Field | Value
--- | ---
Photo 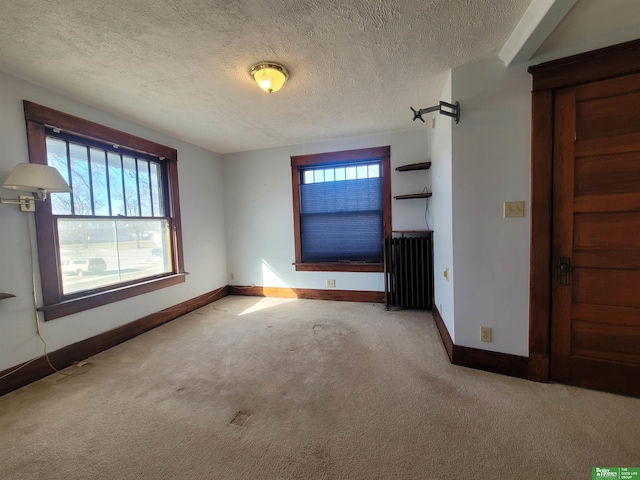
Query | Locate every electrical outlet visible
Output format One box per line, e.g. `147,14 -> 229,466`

480,327 -> 492,342
326,279 -> 336,288
229,272 -> 235,281
443,267 -> 449,281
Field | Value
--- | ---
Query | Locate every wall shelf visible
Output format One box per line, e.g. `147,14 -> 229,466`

395,162 -> 431,172
395,161 -> 432,200
0,293 -> 16,300
394,192 -> 432,200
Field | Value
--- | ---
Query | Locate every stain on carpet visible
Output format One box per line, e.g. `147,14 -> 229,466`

230,411 -> 251,427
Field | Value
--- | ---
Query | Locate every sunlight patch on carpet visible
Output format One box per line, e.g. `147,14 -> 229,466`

239,297 -> 296,316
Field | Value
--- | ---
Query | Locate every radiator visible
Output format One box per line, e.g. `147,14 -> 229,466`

384,233 -> 433,310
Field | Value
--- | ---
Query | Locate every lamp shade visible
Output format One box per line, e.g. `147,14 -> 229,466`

250,62 -> 289,93
3,163 -> 71,194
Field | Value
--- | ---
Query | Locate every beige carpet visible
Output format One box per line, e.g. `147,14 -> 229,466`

1,296 -> 638,479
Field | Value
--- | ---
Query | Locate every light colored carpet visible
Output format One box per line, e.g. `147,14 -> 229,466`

1,296 -> 638,479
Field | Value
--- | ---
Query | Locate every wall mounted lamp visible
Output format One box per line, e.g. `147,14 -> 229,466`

250,62 -> 289,93
1,163 -> 71,212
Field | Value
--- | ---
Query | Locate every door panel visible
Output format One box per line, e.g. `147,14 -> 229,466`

550,71 -> 640,396
574,193 -> 640,213
572,320 -> 640,364
575,133 -> 640,157
572,304 -> 639,327
573,269 -> 640,307
576,92 -> 640,139
574,212 -> 640,249
575,152 -> 640,196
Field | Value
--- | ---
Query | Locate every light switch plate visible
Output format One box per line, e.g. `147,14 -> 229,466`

504,201 -> 525,218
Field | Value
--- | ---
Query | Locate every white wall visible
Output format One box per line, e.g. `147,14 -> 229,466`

222,130 -> 430,292
450,57 -> 532,356
0,72 -> 227,372
429,72 -> 455,341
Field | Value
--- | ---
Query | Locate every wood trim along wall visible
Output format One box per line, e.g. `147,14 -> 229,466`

529,39 -> 640,92
432,305 -> 529,379
527,39 -> 640,383
528,89 -> 554,382
292,263 -> 383,273
432,304 -> 453,361
228,285 -> 385,303
0,287 -> 228,397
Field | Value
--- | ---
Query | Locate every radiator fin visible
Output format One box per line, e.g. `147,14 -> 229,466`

384,234 -> 433,309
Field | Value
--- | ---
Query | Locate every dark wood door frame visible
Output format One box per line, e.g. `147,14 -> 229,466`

528,39 -> 640,382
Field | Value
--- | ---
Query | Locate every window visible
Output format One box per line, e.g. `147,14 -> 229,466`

24,101 -> 185,320
291,146 -> 391,272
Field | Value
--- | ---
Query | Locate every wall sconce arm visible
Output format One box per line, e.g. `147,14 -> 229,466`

0,195 -> 37,212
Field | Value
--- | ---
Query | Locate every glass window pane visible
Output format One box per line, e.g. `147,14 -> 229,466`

303,170 -> 314,184
108,152 -> 125,216
324,168 -> 335,182
335,167 -> 346,181
46,137 -> 72,215
313,169 -> 324,183
357,165 -> 367,178
122,155 -> 140,216
58,218 -> 171,295
90,148 -> 110,216
138,159 -> 152,216
150,162 -> 164,217
346,166 -> 357,180
69,143 -> 92,215
368,164 -> 380,178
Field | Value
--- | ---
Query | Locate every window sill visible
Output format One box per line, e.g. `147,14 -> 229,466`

293,262 -> 383,273
39,273 -> 186,321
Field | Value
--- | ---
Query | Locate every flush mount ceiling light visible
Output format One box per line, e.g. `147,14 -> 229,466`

250,62 -> 289,93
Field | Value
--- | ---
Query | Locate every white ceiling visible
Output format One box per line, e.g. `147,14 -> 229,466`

0,0 -> 637,155
534,0 -> 640,61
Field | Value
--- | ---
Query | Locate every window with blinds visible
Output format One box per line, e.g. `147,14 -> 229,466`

299,162 -> 383,262
291,146 -> 391,273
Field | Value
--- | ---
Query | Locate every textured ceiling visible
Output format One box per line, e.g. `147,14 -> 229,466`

0,0 -> 533,154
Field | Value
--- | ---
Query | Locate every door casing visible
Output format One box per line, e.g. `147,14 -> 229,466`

528,39 -> 640,383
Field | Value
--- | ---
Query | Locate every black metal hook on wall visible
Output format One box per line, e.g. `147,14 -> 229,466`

410,101 -> 460,124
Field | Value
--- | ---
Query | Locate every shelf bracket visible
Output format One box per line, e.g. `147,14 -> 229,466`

410,101 -> 460,124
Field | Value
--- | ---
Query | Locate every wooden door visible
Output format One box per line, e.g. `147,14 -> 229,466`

551,72 -> 640,397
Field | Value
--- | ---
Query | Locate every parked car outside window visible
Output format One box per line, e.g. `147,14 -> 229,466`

61,258 -> 107,276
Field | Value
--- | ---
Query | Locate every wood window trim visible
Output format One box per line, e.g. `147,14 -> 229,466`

527,39 -> 640,382
290,146 -> 391,273
23,101 -> 186,321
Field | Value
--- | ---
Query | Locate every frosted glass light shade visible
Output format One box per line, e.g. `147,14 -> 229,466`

3,163 -> 71,196
250,62 -> 289,93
